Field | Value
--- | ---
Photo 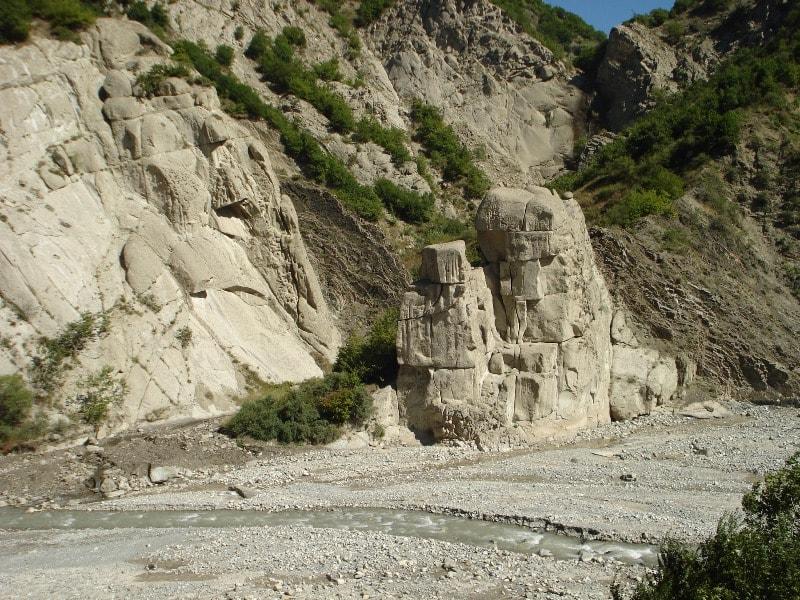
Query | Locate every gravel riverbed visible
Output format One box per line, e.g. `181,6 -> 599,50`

1,400 -> 798,599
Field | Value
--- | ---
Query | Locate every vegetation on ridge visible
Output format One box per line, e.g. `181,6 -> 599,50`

0,0 -> 99,43
553,3 -> 800,231
488,0 -> 605,60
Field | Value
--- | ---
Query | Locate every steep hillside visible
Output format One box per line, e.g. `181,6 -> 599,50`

1,0 -> 797,445
561,0 -> 800,399
0,18 -> 339,434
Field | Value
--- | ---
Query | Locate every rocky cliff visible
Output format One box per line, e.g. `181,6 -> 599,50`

397,187 -> 681,447
0,19 -> 338,432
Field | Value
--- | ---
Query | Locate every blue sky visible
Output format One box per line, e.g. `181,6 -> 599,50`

548,0 -> 675,32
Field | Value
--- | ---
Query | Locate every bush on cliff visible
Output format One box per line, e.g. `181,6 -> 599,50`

334,308 -> 399,386
226,372 -> 371,444
615,452 -> 800,599
0,374 -> 44,451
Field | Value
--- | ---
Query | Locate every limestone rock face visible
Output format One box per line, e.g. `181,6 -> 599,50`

368,0 -> 585,185
397,188 -> 684,445
397,187 -> 615,446
0,21 -> 338,432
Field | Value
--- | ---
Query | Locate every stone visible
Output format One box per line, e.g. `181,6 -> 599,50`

157,77 -> 192,96
102,97 -> 145,121
371,386 -> 400,428
620,474 -> 637,482
609,346 -> 678,421
420,241 -> 468,284
397,187 -> 613,445
148,465 -> 178,484
230,485 -> 258,499
98,477 -> 117,493
102,70 -> 132,98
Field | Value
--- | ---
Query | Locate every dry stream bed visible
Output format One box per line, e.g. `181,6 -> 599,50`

0,400 -> 798,599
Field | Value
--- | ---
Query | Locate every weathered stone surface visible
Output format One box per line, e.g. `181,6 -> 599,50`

420,241 -> 468,284
609,346 -> 678,421
149,465 -> 178,484
0,21 -> 339,433
102,70 -> 132,98
397,186 -> 686,446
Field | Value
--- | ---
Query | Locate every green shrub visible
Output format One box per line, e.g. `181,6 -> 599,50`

215,44 -> 234,67
617,453 -> 800,600
0,374 -> 44,449
355,0 -> 396,27
134,62 -> 190,97
353,117 -> 411,165
126,1 -> 168,29
0,374 -> 33,436
374,178 -> 433,223
31,312 -> 109,392
245,29 -> 270,59
175,39 -> 384,221
410,101 -> 491,199
0,0 -> 32,43
632,8 -> 670,27
313,58 -> 341,81
334,309 -> 399,385
78,366 -> 126,427
664,20 -> 685,44
226,372 -> 371,444
605,189 -> 675,227
486,0 -> 605,60
234,25 -> 244,41
281,25 -> 306,47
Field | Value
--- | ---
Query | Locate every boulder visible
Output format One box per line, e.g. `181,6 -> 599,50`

102,70 -> 132,98
148,465 -> 178,484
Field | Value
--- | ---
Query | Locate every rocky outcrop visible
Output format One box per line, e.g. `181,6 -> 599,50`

594,0 -> 794,130
396,187 -> 680,446
368,0 -> 585,185
0,20 -> 338,432
595,22 -> 713,130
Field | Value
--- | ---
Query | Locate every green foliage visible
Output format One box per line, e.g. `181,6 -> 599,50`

664,20 -> 686,44
281,25 -> 306,47
631,8 -> 670,28
0,375 -> 44,450
410,101 -> 491,199
234,25 -> 244,41
226,372 -> 371,444
619,453 -> 800,600
313,58 -> 341,82
354,0 -> 396,27
134,62 -> 190,97
215,44 -> 234,67
605,189 -> 675,227
487,0 -> 605,60
127,1 -> 168,30
555,9 -> 800,228
374,179 -> 434,223
353,117 -> 411,165
334,308 -> 399,385
175,39 -> 384,221
1,0 -> 98,43
78,366 -> 126,427
310,0 -> 361,57
31,312 -> 109,392
0,0 -> 32,43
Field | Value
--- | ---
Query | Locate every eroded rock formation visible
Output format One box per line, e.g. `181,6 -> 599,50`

397,187 -> 681,446
0,19 -> 338,431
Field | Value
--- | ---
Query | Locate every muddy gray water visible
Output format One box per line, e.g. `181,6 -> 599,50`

0,507 -> 657,565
